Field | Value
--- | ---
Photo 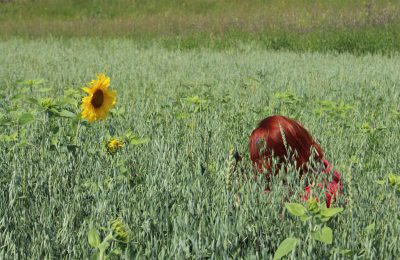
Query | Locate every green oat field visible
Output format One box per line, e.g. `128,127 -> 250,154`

0,39 -> 399,258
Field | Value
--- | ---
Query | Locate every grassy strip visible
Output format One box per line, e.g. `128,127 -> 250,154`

1,0 -> 400,54
158,27 -> 400,54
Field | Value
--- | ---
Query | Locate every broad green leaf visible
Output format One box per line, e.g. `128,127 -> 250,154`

57,97 -> 77,106
90,252 -> 100,260
33,78 -> 46,85
18,113 -> 35,125
273,237 -> 298,260
111,107 -> 126,116
275,92 -> 300,104
65,88 -> 81,97
312,226 -> 333,244
338,249 -> 352,255
0,116 -> 12,126
58,109 -> 76,118
130,137 -> 150,145
185,95 -> 207,104
88,228 -> 100,248
387,174 -> 399,187
175,112 -> 189,119
375,180 -> 385,185
27,97 -> 39,105
300,215 -> 312,222
350,155 -> 359,164
285,203 -> 307,217
319,216 -> 331,223
48,108 -> 60,116
320,207 -> 343,217
38,87 -> 52,93
0,133 -> 18,142
365,223 -> 375,232
18,78 -> 46,86
11,93 -> 24,100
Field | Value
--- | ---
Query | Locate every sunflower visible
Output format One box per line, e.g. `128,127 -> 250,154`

106,138 -> 124,154
81,74 -> 116,123
110,218 -> 129,244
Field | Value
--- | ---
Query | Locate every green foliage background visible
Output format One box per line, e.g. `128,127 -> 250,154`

0,39 -> 399,258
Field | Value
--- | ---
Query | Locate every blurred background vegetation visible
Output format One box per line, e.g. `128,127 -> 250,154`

1,0 -> 399,53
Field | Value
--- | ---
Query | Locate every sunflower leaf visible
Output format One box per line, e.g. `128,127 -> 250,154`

38,87 -> 52,93
57,97 -> 78,107
11,93 -> 24,100
58,109 -> 76,118
27,97 -> 40,106
0,133 -> 18,142
18,113 -> 35,125
17,78 -> 46,87
312,226 -> 333,244
88,228 -> 101,248
0,116 -> 12,126
273,237 -> 298,260
365,223 -> 375,233
90,252 -> 100,260
130,136 -> 150,145
185,95 -> 207,104
285,203 -> 307,217
320,207 -> 343,218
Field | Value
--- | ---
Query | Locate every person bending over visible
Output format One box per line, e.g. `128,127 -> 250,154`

249,115 -> 342,207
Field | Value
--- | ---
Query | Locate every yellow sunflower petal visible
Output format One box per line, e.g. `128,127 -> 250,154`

81,74 -> 116,123
82,87 -> 93,94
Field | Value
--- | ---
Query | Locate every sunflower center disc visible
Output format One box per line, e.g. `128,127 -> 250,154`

91,89 -> 104,108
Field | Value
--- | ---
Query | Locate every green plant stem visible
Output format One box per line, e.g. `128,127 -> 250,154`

73,119 -> 81,145
99,233 -> 114,260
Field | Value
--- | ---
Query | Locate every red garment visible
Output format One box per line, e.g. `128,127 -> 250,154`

303,159 -> 342,207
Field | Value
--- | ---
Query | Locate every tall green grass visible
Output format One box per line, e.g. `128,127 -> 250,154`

0,39 -> 399,258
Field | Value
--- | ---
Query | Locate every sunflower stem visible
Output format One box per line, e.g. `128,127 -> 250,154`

73,119 -> 81,145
